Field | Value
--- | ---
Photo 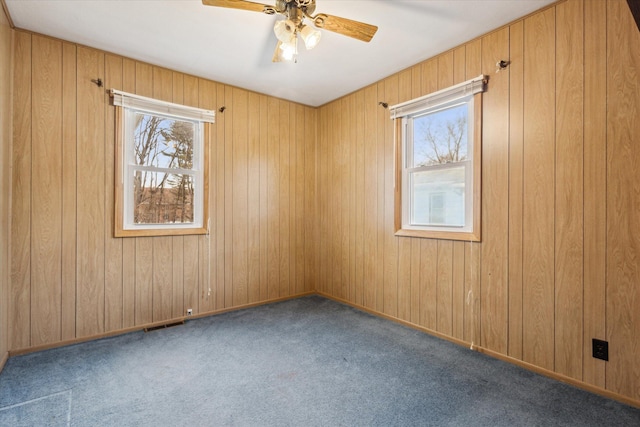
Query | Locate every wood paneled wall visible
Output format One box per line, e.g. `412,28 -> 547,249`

5,0 -> 640,407
0,4 -> 11,368
10,31 -> 317,351
317,0 -> 640,403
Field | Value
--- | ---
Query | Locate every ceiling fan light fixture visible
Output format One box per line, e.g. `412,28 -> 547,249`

273,38 -> 297,62
300,24 -> 321,50
280,37 -> 298,61
274,19 -> 296,43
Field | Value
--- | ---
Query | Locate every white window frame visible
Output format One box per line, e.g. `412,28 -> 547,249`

111,89 -> 214,237
391,75 -> 485,242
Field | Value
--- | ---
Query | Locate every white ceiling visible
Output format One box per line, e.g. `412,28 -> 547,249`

5,0 -> 556,107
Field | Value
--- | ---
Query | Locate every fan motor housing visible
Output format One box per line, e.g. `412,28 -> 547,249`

276,0 -> 316,17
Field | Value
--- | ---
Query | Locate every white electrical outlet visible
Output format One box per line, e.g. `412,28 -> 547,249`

187,309 -> 193,316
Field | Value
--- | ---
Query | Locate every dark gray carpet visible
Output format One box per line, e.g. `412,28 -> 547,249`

0,295 -> 638,426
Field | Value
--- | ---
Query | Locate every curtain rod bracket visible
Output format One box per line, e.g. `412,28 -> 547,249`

496,60 -> 510,73
91,78 -> 103,87
378,102 -> 388,109
219,106 -> 226,113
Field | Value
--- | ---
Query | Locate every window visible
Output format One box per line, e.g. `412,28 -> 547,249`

391,75 -> 486,241
111,90 -> 214,237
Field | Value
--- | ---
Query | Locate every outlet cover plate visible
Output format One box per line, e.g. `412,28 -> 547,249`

592,338 -> 609,361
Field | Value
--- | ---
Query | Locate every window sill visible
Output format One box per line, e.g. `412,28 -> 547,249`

114,226 -> 208,238
394,227 -> 480,242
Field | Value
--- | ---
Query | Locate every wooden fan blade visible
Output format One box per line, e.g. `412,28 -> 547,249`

313,13 -> 378,42
202,0 -> 274,14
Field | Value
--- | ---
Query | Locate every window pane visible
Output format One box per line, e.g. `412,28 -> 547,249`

133,171 -> 195,224
412,103 -> 467,167
134,113 -> 194,170
411,166 -> 465,227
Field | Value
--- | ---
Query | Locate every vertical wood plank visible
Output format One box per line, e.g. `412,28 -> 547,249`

279,100 -> 291,297
172,237 -> 185,318
200,79 -> 217,313
304,106 -> 318,293
420,239 -> 438,330
104,54 -> 123,332
436,240 -> 453,335
554,0 -> 584,381
480,27 -> 510,353
247,92 -> 261,302
223,86 -> 234,307
451,241 -> 465,340
338,99 -> 346,301
259,95 -> 269,300
606,0 -> 640,401
30,35 -> 63,346
331,101 -> 343,299
286,102 -> 296,298
61,42 -> 77,341
183,235 -> 199,315
363,85 -> 378,310
316,107 -> 326,295
0,10 -> 8,358
297,105 -> 307,295
464,38 -> 482,349
464,242 -> 481,345
349,95 -> 357,303
232,87 -> 248,306
397,237 -> 411,322
375,81 -> 386,313
354,92 -> 365,304
135,237 -> 153,325
152,237 -> 173,321
181,71 -> 200,315
11,31 -> 32,350
582,0 -> 607,390
437,51 -> 454,90
508,20 -> 525,360
410,238 -> 421,325
198,233 -> 208,312
295,105 -> 306,295
289,103 -> 299,297
322,104 -> 332,299
453,46 -> 466,84
345,96 -> 354,303
267,97 -> 280,299
522,8 -> 556,371
382,75 -> 399,317
76,47 -> 105,337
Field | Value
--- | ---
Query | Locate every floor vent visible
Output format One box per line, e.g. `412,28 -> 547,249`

144,321 -> 185,332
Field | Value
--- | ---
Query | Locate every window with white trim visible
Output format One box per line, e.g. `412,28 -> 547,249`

391,75 -> 486,241
111,90 -> 214,237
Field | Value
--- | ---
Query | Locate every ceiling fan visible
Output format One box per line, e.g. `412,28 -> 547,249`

202,0 -> 378,62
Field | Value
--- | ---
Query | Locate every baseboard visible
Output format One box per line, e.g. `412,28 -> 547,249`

9,291 -> 315,358
0,351 -> 7,373
316,291 -> 640,410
